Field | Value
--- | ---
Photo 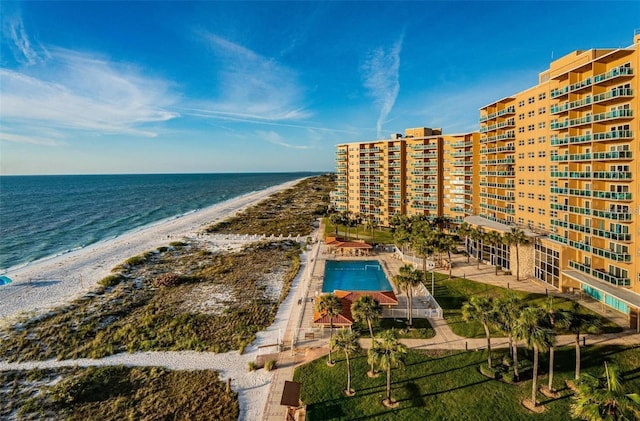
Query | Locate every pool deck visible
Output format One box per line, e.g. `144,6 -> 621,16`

261,230 -> 638,421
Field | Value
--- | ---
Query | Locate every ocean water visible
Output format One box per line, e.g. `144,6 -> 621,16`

0,173 -> 316,271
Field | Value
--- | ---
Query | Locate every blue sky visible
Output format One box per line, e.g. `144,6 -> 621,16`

1,1 -> 638,175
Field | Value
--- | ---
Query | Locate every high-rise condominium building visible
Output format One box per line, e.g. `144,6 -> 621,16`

331,33 -> 640,330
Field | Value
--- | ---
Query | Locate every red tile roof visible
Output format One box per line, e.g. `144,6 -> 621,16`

313,290 -> 397,326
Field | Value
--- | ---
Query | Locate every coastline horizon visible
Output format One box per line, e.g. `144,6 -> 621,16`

0,177 -> 307,320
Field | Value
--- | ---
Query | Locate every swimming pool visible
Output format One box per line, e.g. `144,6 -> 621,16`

322,260 -> 392,293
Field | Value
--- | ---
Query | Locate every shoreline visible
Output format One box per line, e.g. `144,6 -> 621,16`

0,178 -> 304,321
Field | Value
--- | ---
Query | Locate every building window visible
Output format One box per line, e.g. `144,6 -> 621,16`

528,166 -> 535,171
519,113 -> 525,120
535,243 -> 559,288
539,165 -> 546,172
539,92 -> 546,100
518,192 -> 525,198
528,110 -> 535,117
519,127 -> 525,133
528,97 -> 535,104
539,180 -> 546,186
528,152 -> 535,158
528,193 -> 535,199
528,138 -> 535,145
528,179 -> 535,185
538,194 -> 545,200
539,107 -> 546,114
518,179 -> 524,185
539,151 -> 546,157
518,166 -> 525,171
519,205 -> 525,211
539,122 -> 546,129
539,136 -> 546,143
518,100 -> 525,107
518,153 -> 525,159
528,206 -> 534,213
519,139 -> 525,145
528,124 -> 535,131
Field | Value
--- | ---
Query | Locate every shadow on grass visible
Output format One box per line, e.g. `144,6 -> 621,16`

402,382 -> 425,408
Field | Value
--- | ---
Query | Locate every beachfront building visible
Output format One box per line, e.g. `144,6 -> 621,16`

330,33 -> 640,330
471,33 -> 640,329
330,127 -> 480,227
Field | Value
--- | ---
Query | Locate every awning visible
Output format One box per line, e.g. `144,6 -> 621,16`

0,275 -> 12,286
464,216 -> 540,237
564,270 -> 640,309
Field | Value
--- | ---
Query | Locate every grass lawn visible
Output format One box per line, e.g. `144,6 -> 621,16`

323,220 -> 395,244
352,318 -> 436,340
428,272 -> 623,338
294,344 -> 640,420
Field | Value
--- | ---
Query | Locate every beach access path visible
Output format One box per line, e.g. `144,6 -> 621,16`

0,179 -> 302,321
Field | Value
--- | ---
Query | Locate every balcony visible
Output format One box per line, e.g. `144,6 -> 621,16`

551,86 -> 569,98
593,65 -> 634,84
592,171 -> 632,180
593,108 -> 633,123
591,209 -> 633,221
550,103 -> 569,114
592,130 -> 633,141
550,120 -> 569,130
569,115 -> 592,127
592,150 -> 632,160
591,227 -> 632,242
568,96 -> 592,111
549,233 -> 568,244
591,191 -> 632,201
569,239 -> 591,252
592,246 -> 631,262
592,88 -> 634,104
411,144 -> 438,151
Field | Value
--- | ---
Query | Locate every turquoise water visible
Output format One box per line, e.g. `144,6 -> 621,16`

0,172 -> 317,270
322,260 -> 392,293
0,276 -> 11,286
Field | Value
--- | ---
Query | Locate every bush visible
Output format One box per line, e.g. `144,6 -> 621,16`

152,273 -> 185,288
169,241 -> 187,248
264,360 -> 277,371
502,371 -> 516,383
124,255 -> 147,266
247,361 -> 257,372
157,246 -> 168,253
98,275 -> 123,288
479,363 -> 500,380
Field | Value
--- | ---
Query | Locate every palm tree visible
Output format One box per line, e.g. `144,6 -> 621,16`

329,213 -> 342,238
563,302 -> 602,380
462,296 -> 497,368
341,210 -> 352,240
485,230 -> 504,275
331,328 -> 361,396
515,306 -> 553,409
438,234 -> 458,279
504,227 -> 529,281
543,296 -> 568,393
495,291 -> 522,380
469,228 -> 486,269
457,222 -> 473,263
410,220 -> 435,284
316,293 -> 342,366
571,362 -> 640,421
393,227 -> 410,255
352,213 -> 363,239
365,215 -> 378,244
367,330 -> 407,407
351,295 -> 382,376
393,264 -> 421,327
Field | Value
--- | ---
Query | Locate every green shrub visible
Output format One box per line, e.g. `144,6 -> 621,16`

247,361 -> 257,372
479,363 -> 499,379
124,255 -> 147,266
98,275 -> 123,288
264,360 -> 277,371
157,246 -> 168,253
169,241 -> 187,248
501,371 -> 516,383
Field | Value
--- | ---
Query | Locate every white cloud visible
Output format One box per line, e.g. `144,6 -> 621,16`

189,33 -> 311,122
0,49 -> 179,138
0,132 -> 62,146
3,14 -> 48,65
361,35 -> 404,138
257,130 -> 314,150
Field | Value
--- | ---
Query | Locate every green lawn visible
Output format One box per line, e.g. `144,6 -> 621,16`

429,273 -> 623,338
353,318 -> 436,340
323,220 -> 395,244
294,345 -> 640,420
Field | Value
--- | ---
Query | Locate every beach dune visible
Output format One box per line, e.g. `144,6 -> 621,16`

0,179 -> 302,321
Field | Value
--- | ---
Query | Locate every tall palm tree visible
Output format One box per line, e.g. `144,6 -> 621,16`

515,306 -> 553,409
352,213 -> 363,239
316,293 -> 342,366
457,222 -> 473,263
504,227 -> 529,281
410,220 -> 435,284
351,295 -> 382,376
331,328 -> 361,396
367,330 -> 407,407
365,215 -> 378,244
393,227 -> 410,255
495,291 -> 522,380
439,234 -> 458,279
341,210 -> 352,240
469,228 -> 486,269
543,296 -> 568,392
562,302 -> 602,380
571,362 -> 640,421
462,296 -> 497,368
393,264 -> 421,327
485,230 -> 504,275
329,212 -> 342,238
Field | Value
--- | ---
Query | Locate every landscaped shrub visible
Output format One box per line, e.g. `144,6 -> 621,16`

247,361 -> 257,372
264,360 -> 277,371
479,363 -> 500,380
124,255 -> 147,266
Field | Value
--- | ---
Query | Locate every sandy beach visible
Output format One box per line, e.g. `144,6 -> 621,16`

0,178 -> 303,321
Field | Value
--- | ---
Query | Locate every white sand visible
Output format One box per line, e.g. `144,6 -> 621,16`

0,179 -> 302,321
